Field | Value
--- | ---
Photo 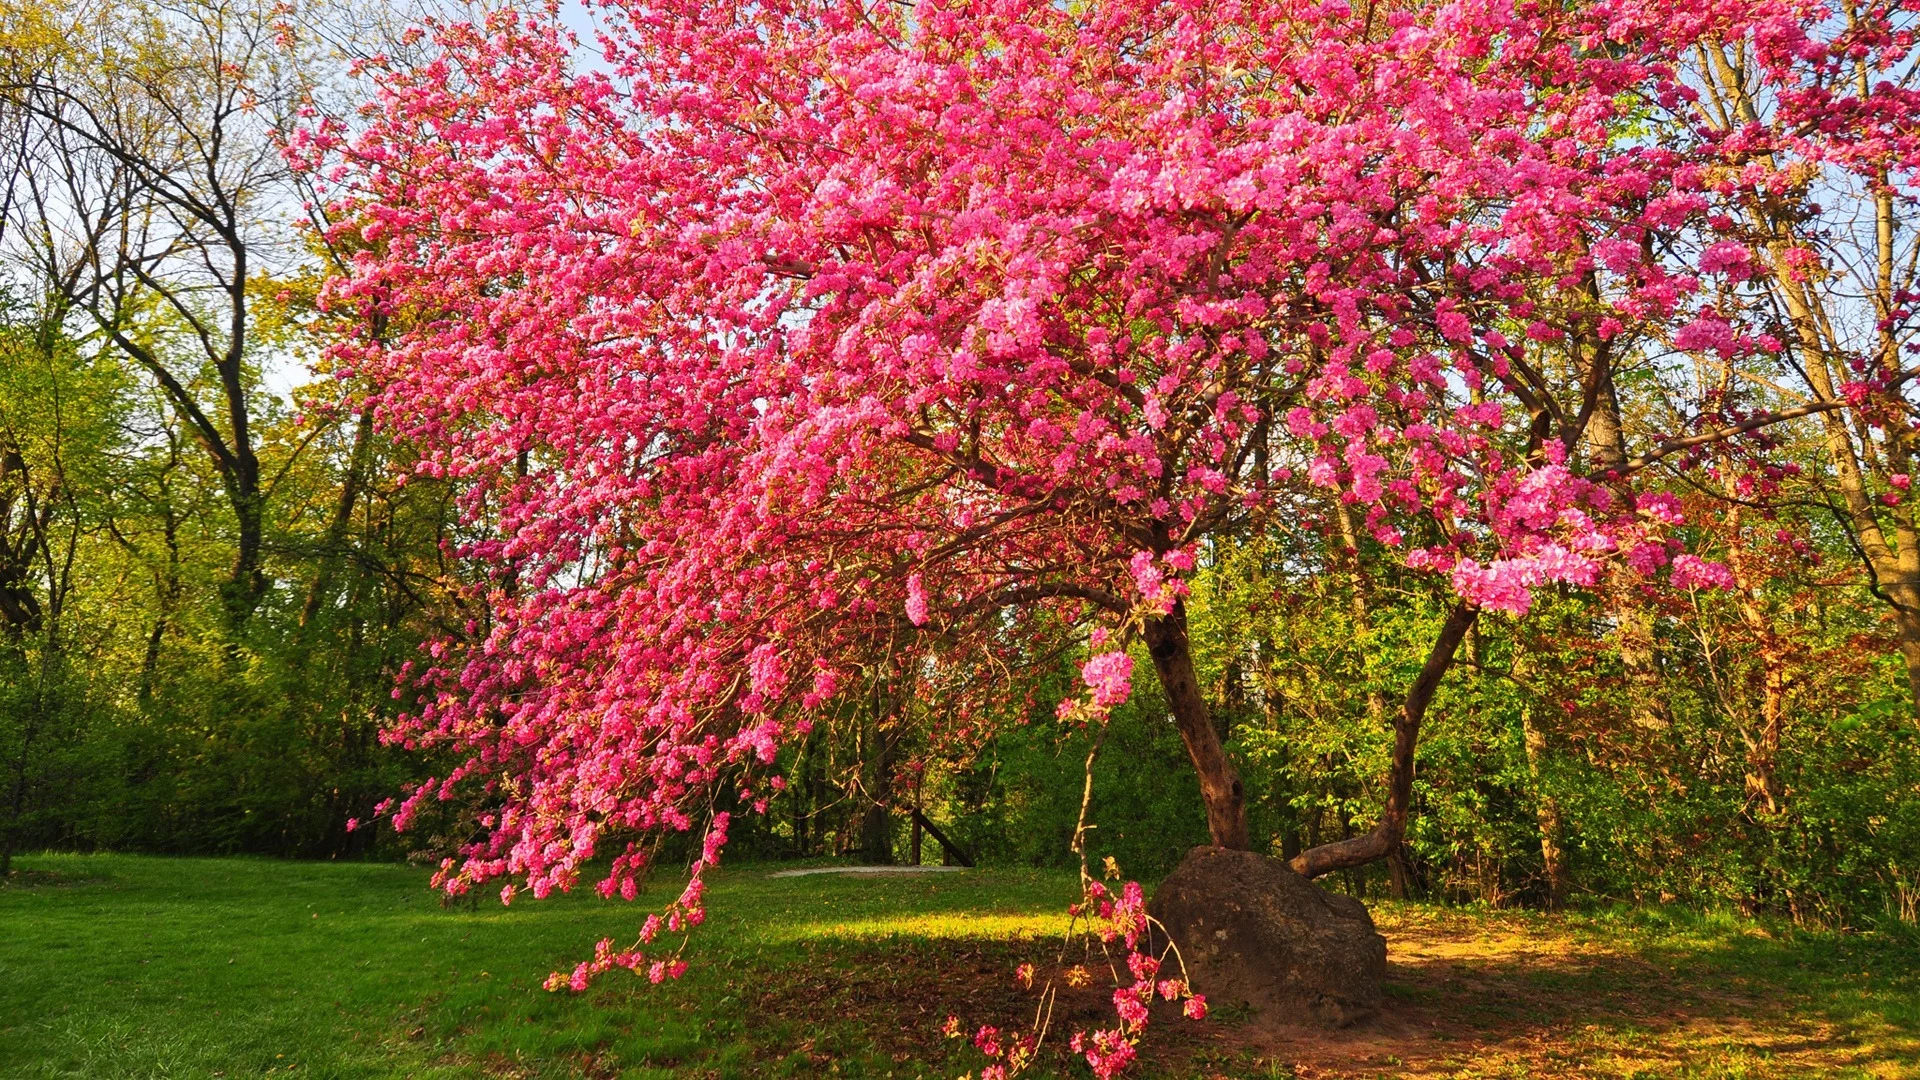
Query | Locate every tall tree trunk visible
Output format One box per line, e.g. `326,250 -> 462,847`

137,506 -> 183,704
860,676 -> 904,863
1714,92 -> 1920,723
299,409 -> 376,638
1582,351 -> 1667,730
223,486 -> 265,634
1291,602 -> 1479,879
1723,503 -> 1791,815
1519,702 -> 1569,909
1144,600 -> 1249,850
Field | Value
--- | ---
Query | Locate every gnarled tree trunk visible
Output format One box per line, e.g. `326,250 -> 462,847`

1290,601 -> 1479,879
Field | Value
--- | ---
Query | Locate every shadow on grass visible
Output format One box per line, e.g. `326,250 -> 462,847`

0,866 -> 102,888
1100,905 -> 1920,1079
3,855 -> 1916,1079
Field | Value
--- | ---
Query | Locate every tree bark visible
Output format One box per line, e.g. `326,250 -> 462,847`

861,737 -> 895,864
1580,353 -> 1668,730
299,409 -> 375,637
1144,600 -> 1250,850
1290,602 -> 1479,879
909,808 -> 973,867
1386,848 -> 1413,899
1708,74 -> 1920,724
1725,521 -> 1791,815
1519,703 -> 1569,909
860,675 -> 904,863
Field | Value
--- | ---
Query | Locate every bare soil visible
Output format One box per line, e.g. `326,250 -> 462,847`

748,904 -> 1920,1078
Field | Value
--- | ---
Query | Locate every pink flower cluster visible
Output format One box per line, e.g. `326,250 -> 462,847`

1067,880 -> 1205,1078
951,876 -> 1207,1078
1079,652 -> 1134,709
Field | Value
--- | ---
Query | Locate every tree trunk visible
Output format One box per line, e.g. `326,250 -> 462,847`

1291,602 -> 1478,879
860,682 -> 900,864
1144,600 -> 1249,850
1386,848 -> 1413,899
299,409 -> 375,637
1519,703 -> 1569,909
910,808 -> 973,867
137,506 -> 182,704
1723,501 -> 1791,815
1746,212 -> 1920,724
1579,325 -> 1668,731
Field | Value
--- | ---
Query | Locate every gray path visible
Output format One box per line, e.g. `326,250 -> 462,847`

767,865 -> 967,878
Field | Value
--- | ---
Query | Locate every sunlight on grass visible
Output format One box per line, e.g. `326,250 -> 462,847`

4,853 -> 1917,1079
772,910 -> 1066,942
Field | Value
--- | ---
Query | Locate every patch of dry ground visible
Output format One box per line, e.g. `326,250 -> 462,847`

1149,907 -> 1918,1078
747,906 -> 1919,1079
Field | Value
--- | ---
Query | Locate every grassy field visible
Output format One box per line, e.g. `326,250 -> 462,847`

1,853 -> 1916,1079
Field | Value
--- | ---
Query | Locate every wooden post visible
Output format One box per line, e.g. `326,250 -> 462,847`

910,808 -> 973,867
910,779 -> 925,865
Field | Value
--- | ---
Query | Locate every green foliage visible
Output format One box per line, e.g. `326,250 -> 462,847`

0,287 -> 448,863
955,677 -> 1211,879
949,520 -> 1920,928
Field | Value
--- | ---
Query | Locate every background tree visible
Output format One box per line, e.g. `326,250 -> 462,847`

2,0 -> 306,632
0,0 -> 464,862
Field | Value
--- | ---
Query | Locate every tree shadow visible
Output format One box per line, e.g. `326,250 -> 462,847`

660,904 -> 1920,1078
1141,907 -> 1920,1077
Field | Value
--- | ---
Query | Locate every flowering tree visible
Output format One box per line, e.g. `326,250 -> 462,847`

301,0 -> 1919,1052
1624,5 -> 1920,717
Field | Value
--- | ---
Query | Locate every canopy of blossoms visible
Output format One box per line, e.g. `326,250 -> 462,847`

298,0 -> 1920,1040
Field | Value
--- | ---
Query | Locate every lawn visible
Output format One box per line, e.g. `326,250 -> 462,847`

1,854 -> 1915,1079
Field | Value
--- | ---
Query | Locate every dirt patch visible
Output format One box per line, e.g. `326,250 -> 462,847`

1129,907 -> 1919,1078
767,865 -> 968,878
740,908 -> 1920,1078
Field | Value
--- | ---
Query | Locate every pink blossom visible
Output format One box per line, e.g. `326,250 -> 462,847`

1698,241 -> 1755,278
1081,652 -> 1134,708
1673,315 -> 1740,356
1670,555 -> 1737,591
904,573 -> 929,626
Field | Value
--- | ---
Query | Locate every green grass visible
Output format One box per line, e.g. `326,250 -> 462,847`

2,854 -> 1917,1079
0,854 -> 1072,1080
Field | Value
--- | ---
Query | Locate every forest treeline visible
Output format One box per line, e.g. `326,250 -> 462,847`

1,0 -> 1917,930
